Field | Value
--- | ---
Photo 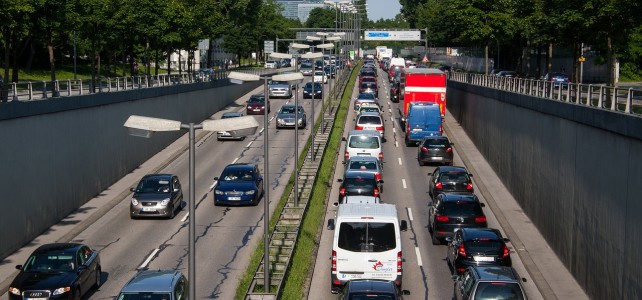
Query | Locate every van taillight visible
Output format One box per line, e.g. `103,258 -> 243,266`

502,246 -> 510,258
446,147 -> 452,153
374,188 -> 379,197
397,251 -> 402,274
345,152 -> 349,160
375,126 -> 383,131
378,152 -> 383,160
466,182 -> 473,190
375,173 -> 381,180
439,125 -> 443,135
458,243 -> 466,257
355,125 -> 364,130
332,250 -> 337,272
435,182 -> 443,189
421,147 -> 428,152
475,216 -> 487,223
340,188 -> 345,196
435,215 -> 449,222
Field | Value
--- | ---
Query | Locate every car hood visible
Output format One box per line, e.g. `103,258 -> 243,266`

216,181 -> 257,191
133,193 -> 170,200
277,113 -> 303,119
12,271 -> 77,290
269,84 -> 289,89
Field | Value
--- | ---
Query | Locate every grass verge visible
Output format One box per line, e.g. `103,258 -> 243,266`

234,65 -> 360,299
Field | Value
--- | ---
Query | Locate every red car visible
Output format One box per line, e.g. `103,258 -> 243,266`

246,94 -> 269,115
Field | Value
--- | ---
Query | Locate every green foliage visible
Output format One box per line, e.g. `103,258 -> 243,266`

305,8 -> 336,29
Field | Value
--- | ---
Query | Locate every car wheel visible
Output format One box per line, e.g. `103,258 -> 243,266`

94,268 -> 102,288
168,204 -> 175,219
405,138 -> 411,147
73,289 -> 81,300
447,162 -> 453,166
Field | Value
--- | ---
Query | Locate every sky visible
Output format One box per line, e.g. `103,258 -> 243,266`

366,0 -> 402,21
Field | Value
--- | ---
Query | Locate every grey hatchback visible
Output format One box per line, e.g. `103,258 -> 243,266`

117,270 -> 188,300
130,174 -> 183,219
453,266 -> 527,300
417,136 -> 454,166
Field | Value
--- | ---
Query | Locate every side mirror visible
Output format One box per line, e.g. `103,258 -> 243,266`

480,203 -> 486,207
469,173 -> 473,177
522,277 -> 528,282
129,187 -> 136,192
427,202 -> 433,207
15,265 -> 22,270
333,202 -> 339,207
428,172 -> 433,176
400,220 -> 408,231
451,275 -> 459,281
341,137 -> 347,141
504,238 -> 511,243
327,219 -> 335,230
401,290 -> 411,295
78,265 -> 88,271
450,142 -> 455,146
337,179 -> 343,183
213,177 -> 219,181
378,180 -> 384,184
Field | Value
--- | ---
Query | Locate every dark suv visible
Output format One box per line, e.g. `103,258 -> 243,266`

446,228 -> 512,274
337,171 -> 382,201
428,166 -> 473,199
417,136 -> 454,166
453,266 -> 527,300
338,279 -> 410,299
427,193 -> 487,244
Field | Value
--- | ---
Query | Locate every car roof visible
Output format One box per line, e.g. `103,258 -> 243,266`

119,270 -> 182,293
421,136 -> 450,142
439,193 -> 478,202
470,266 -> 522,282
222,163 -> 255,171
347,279 -> 398,293
347,156 -> 380,163
142,174 -> 174,180
460,228 -> 502,240
357,112 -> 383,118
34,243 -> 84,254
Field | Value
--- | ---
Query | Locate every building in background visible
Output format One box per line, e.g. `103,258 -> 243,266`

275,0 -> 325,22
297,3 -> 325,23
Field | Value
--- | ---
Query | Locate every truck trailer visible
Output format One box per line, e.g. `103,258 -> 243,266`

399,68 -> 447,125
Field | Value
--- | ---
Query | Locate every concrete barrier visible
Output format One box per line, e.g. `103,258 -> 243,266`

0,80 -> 261,259
447,81 -> 642,299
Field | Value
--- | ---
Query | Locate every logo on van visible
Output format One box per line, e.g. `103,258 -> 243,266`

373,261 -> 384,271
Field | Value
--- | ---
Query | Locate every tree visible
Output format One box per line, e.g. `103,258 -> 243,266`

0,0 -> 34,100
305,8 -> 336,29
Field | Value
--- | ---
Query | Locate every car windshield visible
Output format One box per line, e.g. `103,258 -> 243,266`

358,116 -> 382,125
248,96 -> 264,103
305,82 -> 322,89
338,222 -> 396,252
135,178 -> 171,193
280,106 -> 303,114
474,282 -> 525,300
220,169 -> 255,181
117,293 -> 173,300
357,93 -> 376,100
270,81 -> 287,85
349,136 -> 380,149
440,172 -> 470,182
347,293 -> 396,300
441,201 -> 483,215
348,161 -> 378,171
314,71 -> 324,76
301,63 -> 312,69
22,254 -> 75,273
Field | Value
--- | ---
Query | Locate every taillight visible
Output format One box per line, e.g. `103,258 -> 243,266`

374,188 -> 380,197
375,173 -> 382,180
435,215 -> 449,222
439,125 -> 443,135
397,251 -> 403,274
502,246 -> 510,258
446,147 -> 452,153
355,125 -> 364,130
375,126 -> 383,131
340,188 -> 345,196
435,182 -> 443,189
458,243 -> 466,257
466,182 -> 473,190
345,152 -> 349,160
475,216 -> 487,223
421,147 -> 428,152
332,250 -> 337,272
406,124 -> 410,132
378,152 -> 383,160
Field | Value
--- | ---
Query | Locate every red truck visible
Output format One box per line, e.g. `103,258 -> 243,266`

400,68 -> 447,125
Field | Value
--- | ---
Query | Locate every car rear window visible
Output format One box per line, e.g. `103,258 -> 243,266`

360,107 -> 380,113
349,136 -> 380,149
440,201 -> 483,215
474,282 -> 525,300
347,293 -> 396,300
358,116 -> 382,125
439,172 -> 470,182
344,177 -> 376,189
118,293 -> 173,300
464,240 -> 503,253
349,161 -> 378,171
422,139 -> 449,147
338,222 -> 396,252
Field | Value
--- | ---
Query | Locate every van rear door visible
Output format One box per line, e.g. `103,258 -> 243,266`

334,220 -> 399,281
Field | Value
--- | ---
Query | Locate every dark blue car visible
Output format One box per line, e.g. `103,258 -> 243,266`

213,163 -> 263,206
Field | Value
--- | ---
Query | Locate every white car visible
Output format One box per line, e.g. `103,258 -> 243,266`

265,60 -> 278,69
313,70 -> 327,84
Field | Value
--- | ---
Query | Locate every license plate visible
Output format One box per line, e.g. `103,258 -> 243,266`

357,153 -> 370,156
473,256 -> 495,262
433,157 -> 443,161
26,298 -> 47,300
254,109 -> 261,111
340,273 -> 363,279
412,128 -> 422,132
228,197 -> 241,200
142,207 -> 156,212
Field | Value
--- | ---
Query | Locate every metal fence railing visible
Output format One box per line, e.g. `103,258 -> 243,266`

449,72 -> 642,117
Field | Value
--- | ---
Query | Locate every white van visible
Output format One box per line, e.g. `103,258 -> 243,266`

327,203 -> 408,293
390,57 -> 405,68
342,130 -> 383,162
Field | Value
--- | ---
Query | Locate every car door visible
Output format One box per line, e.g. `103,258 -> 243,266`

447,230 -> 463,266
76,248 -> 92,294
428,196 -> 440,228
172,177 -> 182,208
429,168 -> 441,196
255,166 -> 263,196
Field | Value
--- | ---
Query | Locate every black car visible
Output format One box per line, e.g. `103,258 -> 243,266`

337,171 -> 382,201
315,60 -> 324,70
303,81 -> 323,99
213,163 -> 264,206
390,81 -> 400,103
130,174 -> 184,219
427,193 -> 487,244
337,279 -> 410,299
9,243 -> 101,300
446,228 -> 511,275
453,266 -> 527,300
417,136 -> 454,166
428,166 -> 473,199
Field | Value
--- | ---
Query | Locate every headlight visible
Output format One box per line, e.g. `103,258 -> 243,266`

8,287 -> 20,296
131,198 -> 139,206
215,190 -> 224,195
52,287 -> 71,295
246,190 -> 256,195
160,199 -> 170,206
277,118 -> 285,125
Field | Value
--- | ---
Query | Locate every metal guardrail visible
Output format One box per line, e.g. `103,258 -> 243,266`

0,67 -> 278,102
244,66 -> 353,299
449,72 -> 642,116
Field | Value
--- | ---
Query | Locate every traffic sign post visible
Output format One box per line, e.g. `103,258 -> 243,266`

264,40 -> 274,54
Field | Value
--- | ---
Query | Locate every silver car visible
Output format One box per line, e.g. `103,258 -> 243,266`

117,270 -> 188,300
276,104 -> 306,129
130,174 -> 183,219
217,112 -> 246,140
268,80 -> 292,98
300,63 -> 314,76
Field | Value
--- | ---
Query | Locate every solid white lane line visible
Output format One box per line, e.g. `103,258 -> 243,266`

398,158 -> 402,166
407,207 -> 414,221
209,180 -> 218,191
246,141 -> 253,148
259,127 -> 265,134
139,249 -> 159,269
415,247 -> 423,266
402,179 -> 407,189
180,213 -> 189,223
232,157 -> 239,164
395,141 -> 398,148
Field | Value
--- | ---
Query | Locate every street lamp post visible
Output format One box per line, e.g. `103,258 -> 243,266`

289,43 -> 312,206
227,71 -> 304,290
123,114 -> 259,300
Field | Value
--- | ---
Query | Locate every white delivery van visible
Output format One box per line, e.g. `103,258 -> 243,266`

327,203 -> 408,293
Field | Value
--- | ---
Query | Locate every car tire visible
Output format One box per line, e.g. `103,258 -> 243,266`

418,159 -> 426,166
431,230 -> 441,245
168,204 -> 175,219
73,289 -> 81,300
94,267 -> 102,288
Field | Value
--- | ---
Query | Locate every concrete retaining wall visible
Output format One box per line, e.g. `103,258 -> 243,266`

0,80 -> 261,259
447,81 -> 642,299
